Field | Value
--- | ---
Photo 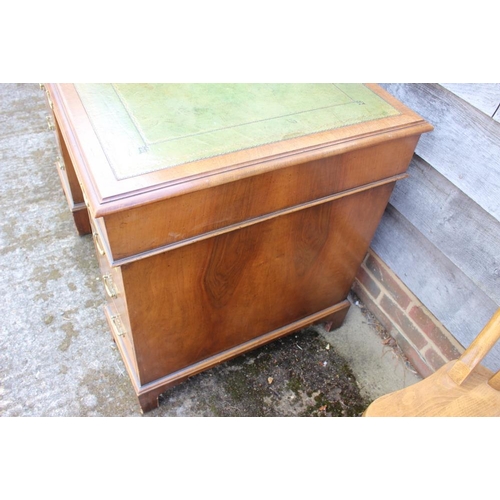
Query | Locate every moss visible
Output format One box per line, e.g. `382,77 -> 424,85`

287,375 -> 303,394
156,327 -> 369,417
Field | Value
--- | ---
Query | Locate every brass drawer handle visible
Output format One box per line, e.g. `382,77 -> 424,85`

81,188 -> 90,208
102,274 -> 118,298
40,84 -> 54,108
110,314 -> 126,337
93,232 -> 105,256
46,116 -> 55,131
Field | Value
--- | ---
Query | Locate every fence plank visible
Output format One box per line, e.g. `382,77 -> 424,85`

389,155 -> 500,304
371,205 -> 500,370
440,83 -> 500,117
380,83 -> 500,221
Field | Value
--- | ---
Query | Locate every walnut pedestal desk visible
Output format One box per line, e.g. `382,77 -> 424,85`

42,84 -> 432,413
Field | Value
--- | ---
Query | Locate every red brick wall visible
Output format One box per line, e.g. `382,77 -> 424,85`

353,249 -> 464,377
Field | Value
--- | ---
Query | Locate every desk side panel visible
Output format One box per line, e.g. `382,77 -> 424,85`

121,182 -> 395,385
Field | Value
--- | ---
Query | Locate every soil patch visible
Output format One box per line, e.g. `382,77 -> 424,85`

158,327 -> 369,417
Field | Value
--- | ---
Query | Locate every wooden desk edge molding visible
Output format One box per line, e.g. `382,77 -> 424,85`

41,83 -> 433,413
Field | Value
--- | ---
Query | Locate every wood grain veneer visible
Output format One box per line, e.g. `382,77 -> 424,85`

44,83 -> 432,412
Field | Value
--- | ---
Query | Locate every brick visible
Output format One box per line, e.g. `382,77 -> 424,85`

380,295 -> 428,349
355,266 -> 381,299
441,344 -> 463,363
427,327 -> 462,361
409,306 -> 462,361
409,305 -> 436,335
424,347 -> 447,371
365,253 -> 411,309
352,281 -> 394,335
393,332 -> 433,378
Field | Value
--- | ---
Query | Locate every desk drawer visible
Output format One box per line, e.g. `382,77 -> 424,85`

102,134 -> 418,261
42,84 -> 91,235
89,217 -> 138,371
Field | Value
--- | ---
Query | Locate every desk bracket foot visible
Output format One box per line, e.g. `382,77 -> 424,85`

138,391 -> 162,414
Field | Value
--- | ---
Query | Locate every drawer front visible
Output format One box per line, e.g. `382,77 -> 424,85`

55,154 -> 78,210
42,84 -> 86,206
41,84 -> 63,162
40,83 -> 55,124
89,217 -> 138,371
41,85 -> 91,235
103,134 -> 419,261
41,85 -> 67,194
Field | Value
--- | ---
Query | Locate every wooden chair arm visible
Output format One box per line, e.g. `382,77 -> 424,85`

488,370 -> 500,391
448,309 -> 500,386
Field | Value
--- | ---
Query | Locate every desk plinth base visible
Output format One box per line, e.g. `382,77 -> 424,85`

105,300 -> 350,413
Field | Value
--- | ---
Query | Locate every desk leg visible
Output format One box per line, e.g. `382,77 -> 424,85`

138,391 -> 162,414
73,208 -> 91,236
318,305 -> 350,332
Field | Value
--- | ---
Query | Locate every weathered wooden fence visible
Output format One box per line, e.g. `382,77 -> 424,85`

372,83 -> 500,370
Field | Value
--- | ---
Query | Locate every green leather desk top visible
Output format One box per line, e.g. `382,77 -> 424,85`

75,84 -> 401,180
